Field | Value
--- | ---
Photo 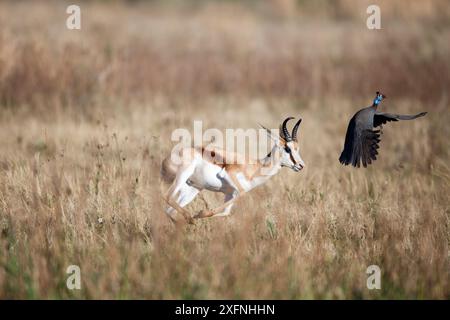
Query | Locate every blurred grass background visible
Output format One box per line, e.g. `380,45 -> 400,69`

0,0 -> 449,299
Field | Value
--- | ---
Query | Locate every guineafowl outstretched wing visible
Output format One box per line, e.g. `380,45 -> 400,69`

373,111 -> 427,127
339,113 -> 381,168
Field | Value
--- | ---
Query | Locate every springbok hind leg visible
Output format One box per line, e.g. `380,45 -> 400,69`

165,184 -> 199,224
197,192 -> 211,211
194,191 -> 240,219
163,161 -> 197,224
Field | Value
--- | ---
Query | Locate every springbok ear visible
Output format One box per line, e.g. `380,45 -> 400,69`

259,124 -> 282,146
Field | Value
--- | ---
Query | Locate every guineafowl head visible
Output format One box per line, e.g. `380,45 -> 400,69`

373,91 -> 386,107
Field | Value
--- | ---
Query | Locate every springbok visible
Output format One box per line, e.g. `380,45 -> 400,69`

161,117 -> 305,223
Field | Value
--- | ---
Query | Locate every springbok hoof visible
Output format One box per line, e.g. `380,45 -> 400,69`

194,210 -> 213,219
185,216 -> 195,224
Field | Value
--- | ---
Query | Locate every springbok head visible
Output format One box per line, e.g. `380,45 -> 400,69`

278,117 -> 305,172
261,117 -> 305,172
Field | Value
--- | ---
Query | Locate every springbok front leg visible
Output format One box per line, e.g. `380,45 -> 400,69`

194,190 -> 241,219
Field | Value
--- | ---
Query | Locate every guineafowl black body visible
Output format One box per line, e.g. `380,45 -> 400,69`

339,92 -> 427,168
339,106 -> 379,168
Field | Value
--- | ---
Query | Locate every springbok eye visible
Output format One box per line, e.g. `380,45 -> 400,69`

284,146 -> 291,153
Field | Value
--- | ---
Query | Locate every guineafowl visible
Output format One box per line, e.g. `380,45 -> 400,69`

339,92 -> 427,168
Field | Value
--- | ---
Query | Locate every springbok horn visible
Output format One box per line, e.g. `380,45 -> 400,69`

291,118 -> 302,141
281,117 -> 294,142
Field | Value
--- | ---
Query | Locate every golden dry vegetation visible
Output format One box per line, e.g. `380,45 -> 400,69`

0,0 -> 449,299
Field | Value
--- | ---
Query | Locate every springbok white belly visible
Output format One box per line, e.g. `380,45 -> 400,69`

187,160 -> 233,192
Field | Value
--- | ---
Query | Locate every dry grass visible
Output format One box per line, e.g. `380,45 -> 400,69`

0,0 -> 449,299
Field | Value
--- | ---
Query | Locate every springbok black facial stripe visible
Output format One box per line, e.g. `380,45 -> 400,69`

289,151 -> 296,165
